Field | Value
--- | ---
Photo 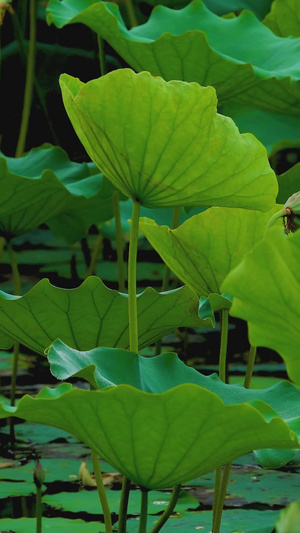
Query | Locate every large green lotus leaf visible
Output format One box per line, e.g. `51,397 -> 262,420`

222,227 -> 300,384
48,341 -> 300,469
277,163 -> 300,204
0,144 -> 114,243
220,102 -> 300,154
60,69 -> 277,210
49,0 -> 300,115
0,383 -> 298,489
204,0 -> 273,18
263,0 -> 300,37
139,206 -> 279,298
0,276 -> 210,353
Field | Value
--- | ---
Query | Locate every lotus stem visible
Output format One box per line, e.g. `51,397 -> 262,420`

243,345 -> 257,389
128,199 -> 140,354
212,462 -> 232,533
148,485 -> 181,533
86,233 -> 103,277
97,34 -> 106,76
113,190 -> 126,292
265,208 -> 290,232
0,235 -> 6,263
124,0 -> 138,28
7,244 -> 21,409
15,0 -> 36,157
35,485 -> 42,533
138,488 -> 149,533
118,477 -> 131,533
218,308 -> 229,383
155,206 -> 181,354
91,449 -> 113,533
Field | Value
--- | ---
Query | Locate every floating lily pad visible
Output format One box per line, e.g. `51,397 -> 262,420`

222,227 -> 300,384
263,0 -> 300,37
49,0 -> 300,115
0,144 -> 114,243
0,518 -> 106,532
0,276 -> 210,353
139,206 -> 279,300
60,69 -> 277,210
0,382 -> 298,489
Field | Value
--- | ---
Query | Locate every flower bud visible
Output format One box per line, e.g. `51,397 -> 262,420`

33,460 -> 46,489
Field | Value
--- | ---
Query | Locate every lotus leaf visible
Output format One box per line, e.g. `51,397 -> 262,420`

139,206 -> 279,300
222,227 -> 300,383
277,163 -> 300,204
0,276 -> 210,353
0,144 -> 114,243
0,383 -> 298,489
49,0 -> 300,114
263,0 -> 300,37
60,69 -> 277,211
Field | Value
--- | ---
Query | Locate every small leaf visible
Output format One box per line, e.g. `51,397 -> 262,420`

60,69 -> 277,210
222,227 -> 300,383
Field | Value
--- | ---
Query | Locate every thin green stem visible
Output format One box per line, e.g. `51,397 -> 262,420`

35,485 -> 42,533
86,233 -> 103,277
148,485 -> 181,533
97,34 -> 106,76
113,190 -> 126,292
8,244 -> 21,410
219,309 -> 229,383
124,0 -> 138,27
15,0 -> 37,157
243,345 -> 257,389
0,236 -> 6,263
212,467 -> 222,531
91,449 -> 113,533
155,206 -> 181,354
128,199 -> 140,354
212,463 -> 232,533
138,488 -> 148,533
118,477 -> 131,533
265,208 -> 290,232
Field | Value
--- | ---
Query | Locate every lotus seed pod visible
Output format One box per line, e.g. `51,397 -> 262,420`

33,460 -> 46,488
284,191 -> 300,215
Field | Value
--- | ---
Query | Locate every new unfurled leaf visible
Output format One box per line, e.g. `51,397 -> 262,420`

222,227 -> 300,383
60,69 -> 277,210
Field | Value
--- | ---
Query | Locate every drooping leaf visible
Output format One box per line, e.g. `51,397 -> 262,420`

0,276 -> 210,353
222,227 -> 300,384
60,69 -> 277,210
263,0 -> 300,37
0,383 -> 298,489
49,0 -> 300,115
0,144 -> 114,243
139,206 -> 279,299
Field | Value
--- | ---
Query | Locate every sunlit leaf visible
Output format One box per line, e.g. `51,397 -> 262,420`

49,0 -> 300,115
0,276 -> 210,353
60,69 -> 277,211
0,144 -> 114,243
0,382 -> 298,489
139,206 -> 279,298
222,227 -> 300,383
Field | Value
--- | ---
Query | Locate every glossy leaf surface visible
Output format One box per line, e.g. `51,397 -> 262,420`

0,383 -> 298,489
60,69 -> 277,210
222,228 -> 300,383
0,277 -> 210,353
139,206 -> 278,298
50,0 -> 300,114
0,144 -> 114,242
